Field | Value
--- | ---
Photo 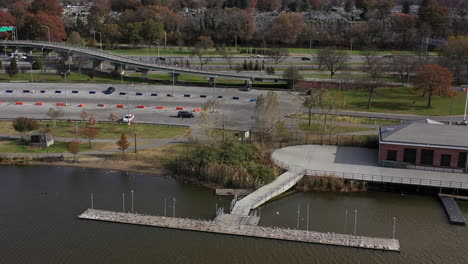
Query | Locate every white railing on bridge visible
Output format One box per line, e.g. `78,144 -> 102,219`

4,40 -> 284,81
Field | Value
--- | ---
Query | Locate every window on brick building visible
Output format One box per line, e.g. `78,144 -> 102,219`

403,148 -> 417,164
458,152 -> 467,169
440,154 -> 451,167
386,150 -> 397,161
420,149 -> 434,166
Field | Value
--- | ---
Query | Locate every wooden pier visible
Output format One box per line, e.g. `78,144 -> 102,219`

438,194 -> 466,225
79,209 -> 400,252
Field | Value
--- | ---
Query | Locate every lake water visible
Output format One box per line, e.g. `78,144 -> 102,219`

0,166 -> 467,264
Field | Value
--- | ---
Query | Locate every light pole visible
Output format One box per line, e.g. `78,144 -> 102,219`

63,70 -> 69,106
392,217 -> 397,239
155,42 -> 160,61
296,203 -> 301,229
172,68 -> 175,96
131,190 -> 134,213
30,60 -> 34,84
120,62 -> 123,84
41,25 -> 50,42
462,87 -> 468,123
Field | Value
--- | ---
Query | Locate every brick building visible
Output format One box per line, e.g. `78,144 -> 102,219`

379,121 -> 468,172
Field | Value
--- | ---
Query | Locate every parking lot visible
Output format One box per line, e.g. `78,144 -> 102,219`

0,83 -> 296,130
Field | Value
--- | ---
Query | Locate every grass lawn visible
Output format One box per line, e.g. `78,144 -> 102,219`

0,121 -> 189,139
120,143 -> 200,165
340,86 -> 466,116
289,114 -> 399,125
108,45 -> 438,57
0,139 -> 92,153
298,122 -> 375,134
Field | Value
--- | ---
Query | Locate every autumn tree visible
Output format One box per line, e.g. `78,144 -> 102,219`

66,31 -> 84,45
418,0 -> 452,38
293,82 -> 317,127
282,66 -> 304,90
12,117 -> 39,140
414,64 -> 454,108
46,107 -> 64,127
67,141 -> 80,163
88,114 -> 98,127
80,108 -> 89,121
0,10 -> 16,39
314,89 -> 345,142
81,126 -> 100,148
267,13 -> 305,45
356,0 -> 376,18
316,48 -> 349,79
270,48 -> 289,66
198,99 -> 222,143
116,132 -> 130,158
108,112 -> 119,123
141,18 -> 163,46
251,92 -> 281,143
439,37 -> 468,85
256,0 -> 280,11
362,50 -> 389,108
393,13 -> 418,49
6,59 -> 18,77
220,45 -> 234,70
192,36 -> 214,69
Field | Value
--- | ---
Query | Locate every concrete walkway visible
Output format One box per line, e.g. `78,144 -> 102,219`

271,145 -> 468,190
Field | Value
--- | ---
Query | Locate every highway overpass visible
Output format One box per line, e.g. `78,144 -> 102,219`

2,40 -> 287,84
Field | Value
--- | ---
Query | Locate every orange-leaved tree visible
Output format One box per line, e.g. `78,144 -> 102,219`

414,64 -> 453,108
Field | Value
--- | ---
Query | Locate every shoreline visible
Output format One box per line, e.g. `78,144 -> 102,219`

0,155 -> 224,190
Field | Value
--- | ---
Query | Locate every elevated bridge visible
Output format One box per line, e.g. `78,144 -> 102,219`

2,40 -> 286,83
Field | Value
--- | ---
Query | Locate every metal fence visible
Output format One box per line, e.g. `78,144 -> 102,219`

304,169 -> 468,190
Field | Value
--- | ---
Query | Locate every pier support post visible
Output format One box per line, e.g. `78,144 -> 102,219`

91,193 -> 94,209
122,193 -> 125,212
392,217 -> 396,239
173,197 -> 176,217
131,190 -> 134,213
354,209 -> 358,235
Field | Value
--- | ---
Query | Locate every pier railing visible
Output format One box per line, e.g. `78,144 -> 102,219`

304,169 -> 468,190
271,154 -> 468,190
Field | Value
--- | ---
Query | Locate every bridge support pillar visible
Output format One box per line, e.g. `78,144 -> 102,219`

42,49 -> 51,57
169,72 -> 181,82
92,59 -> 103,70
138,69 -> 149,79
208,76 -> 216,87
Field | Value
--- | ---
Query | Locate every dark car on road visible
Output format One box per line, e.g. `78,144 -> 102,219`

104,87 -> 115,94
301,57 -> 311,61
177,111 -> 195,118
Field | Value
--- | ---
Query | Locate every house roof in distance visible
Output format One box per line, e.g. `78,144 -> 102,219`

380,121 -> 468,149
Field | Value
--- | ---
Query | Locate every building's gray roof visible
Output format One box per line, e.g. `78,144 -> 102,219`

380,122 -> 468,149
